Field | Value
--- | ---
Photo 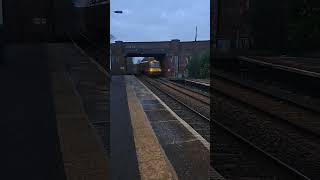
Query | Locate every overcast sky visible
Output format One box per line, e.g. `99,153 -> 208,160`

111,0 -> 210,42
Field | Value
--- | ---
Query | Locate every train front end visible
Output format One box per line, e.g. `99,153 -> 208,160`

145,60 -> 162,76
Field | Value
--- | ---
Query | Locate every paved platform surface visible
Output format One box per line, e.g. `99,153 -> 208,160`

48,43 -> 108,180
58,42 -> 110,152
109,75 -> 141,179
1,44 -> 66,180
125,75 -> 214,180
126,76 -> 177,180
2,43 -> 109,180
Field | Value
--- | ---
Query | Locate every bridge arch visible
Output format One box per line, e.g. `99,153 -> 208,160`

110,39 -> 209,77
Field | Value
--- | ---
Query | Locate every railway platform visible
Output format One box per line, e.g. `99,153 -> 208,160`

2,43 -> 109,180
109,75 -> 222,180
1,44 -> 66,180
2,42 -> 219,179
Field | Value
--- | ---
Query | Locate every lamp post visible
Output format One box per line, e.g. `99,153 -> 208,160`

111,10 -> 123,41
110,10 -> 123,73
113,10 -> 123,14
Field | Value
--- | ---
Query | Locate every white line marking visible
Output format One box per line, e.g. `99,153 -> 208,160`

126,76 -> 179,180
168,139 -> 200,145
239,56 -> 320,78
186,79 -> 210,87
137,77 -> 210,151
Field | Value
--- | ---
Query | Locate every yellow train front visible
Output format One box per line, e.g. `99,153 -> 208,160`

138,59 -> 162,77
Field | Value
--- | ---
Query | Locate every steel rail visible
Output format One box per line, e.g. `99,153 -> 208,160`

160,78 -> 210,97
153,78 -> 210,106
212,72 -> 320,138
141,76 -> 311,180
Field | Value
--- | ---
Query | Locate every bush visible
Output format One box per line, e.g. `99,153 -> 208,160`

187,50 -> 210,79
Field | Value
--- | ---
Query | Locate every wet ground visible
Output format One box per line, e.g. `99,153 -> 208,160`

126,75 -> 210,180
1,44 -> 66,180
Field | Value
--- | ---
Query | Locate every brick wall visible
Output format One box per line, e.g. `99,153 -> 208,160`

111,40 -> 210,77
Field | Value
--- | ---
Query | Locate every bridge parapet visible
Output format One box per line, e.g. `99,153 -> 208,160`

110,39 -> 210,76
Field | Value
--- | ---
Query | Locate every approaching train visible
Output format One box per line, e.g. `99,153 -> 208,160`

137,57 -> 162,76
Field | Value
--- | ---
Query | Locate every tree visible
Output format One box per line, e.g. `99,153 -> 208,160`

110,34 -> 116,42
187,50 -> 210,79
187,56 -> 200,78
199,50 -> 210,79
287,0 -> 320,54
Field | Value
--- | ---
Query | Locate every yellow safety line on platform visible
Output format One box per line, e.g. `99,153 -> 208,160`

50,55 -> 108,180
137,77 -> 210,150
125,76 -> 179,180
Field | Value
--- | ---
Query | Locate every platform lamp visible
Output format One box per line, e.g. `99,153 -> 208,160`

110,10 -> 123,41
110,10 -> 123,75
113,10 -> 123,14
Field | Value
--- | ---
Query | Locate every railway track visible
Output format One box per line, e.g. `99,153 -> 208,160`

151,78 -> 210,120
154,78 -> 209,105
212,72 -> 320,179
214,56 -> 320,112
161,78 -> 210,97
139,76 -> 210,142
213,67 -> 320,114
169,78 -> 210,95
139,76 -> 310,180
212,72 -> 320,137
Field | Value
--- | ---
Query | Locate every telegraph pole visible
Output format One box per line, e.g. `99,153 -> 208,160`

195,26 -> 198,42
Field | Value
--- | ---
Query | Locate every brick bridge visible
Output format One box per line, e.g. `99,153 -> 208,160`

111,39 -> 209,77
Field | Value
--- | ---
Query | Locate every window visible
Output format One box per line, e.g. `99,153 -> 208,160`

150,61 -> 160,68
186,56 -> 192,64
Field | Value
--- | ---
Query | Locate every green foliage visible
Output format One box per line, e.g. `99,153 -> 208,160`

187,50 -> 210,79
187,56 -> 200,78
250,0 -> 320,53
288,0 -> 320,53
199,51 -> 210,78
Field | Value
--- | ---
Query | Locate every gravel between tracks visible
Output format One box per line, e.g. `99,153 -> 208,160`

212,87 -> 320,179
140,76 -> 308,179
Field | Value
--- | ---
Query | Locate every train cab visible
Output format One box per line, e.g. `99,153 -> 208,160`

146,60 -> 162,76
137,58 -> 162,77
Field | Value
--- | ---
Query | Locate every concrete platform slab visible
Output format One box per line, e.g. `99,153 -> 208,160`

125,75 -> 216,180
142,103 -> 167,111
1,44 -> 66,180
126,76 -> 177,180
145,110 -> 177,121
109,75 -> 141,180
151,121 -> 198,144
47,43 -> 108,180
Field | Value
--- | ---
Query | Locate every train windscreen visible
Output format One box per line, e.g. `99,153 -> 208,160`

150,61 -> 160,68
